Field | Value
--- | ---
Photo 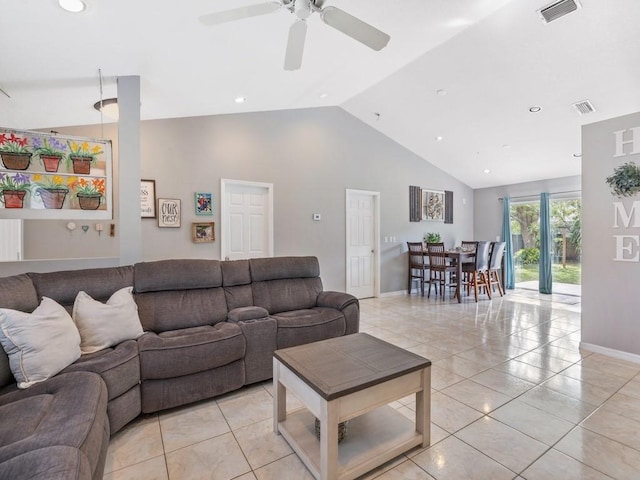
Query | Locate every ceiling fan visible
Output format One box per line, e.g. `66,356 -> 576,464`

199,0 -> 390,71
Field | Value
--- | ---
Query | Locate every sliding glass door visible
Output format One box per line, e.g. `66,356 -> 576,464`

510,198 -> 581,294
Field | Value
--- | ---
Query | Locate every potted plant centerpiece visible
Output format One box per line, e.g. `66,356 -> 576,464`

0,172 -> 31,208
33,137 -> 68,173
71,177 -> 105,210
424,232 -> 441,244
0,133 -> 32,170
67,141 -> 103,175
33,174 -> 71,209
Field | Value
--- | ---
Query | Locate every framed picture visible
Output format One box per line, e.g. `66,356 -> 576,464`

192,222 -> 215,243
141,179 -> 156,218
422,189 -> 445,222
158,198 -> 181,228
194,192 -> 213,215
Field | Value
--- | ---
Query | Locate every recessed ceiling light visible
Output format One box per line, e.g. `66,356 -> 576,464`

483,169 -> 491,174
502,144 -> 510,149
573,152 -> 582,158
435,136 -> 443,142
234,96 -> 246,104
58,0 -> 86,13
319,92 -> 329,99
529,106 -> 542,113
436,89 -> 447,96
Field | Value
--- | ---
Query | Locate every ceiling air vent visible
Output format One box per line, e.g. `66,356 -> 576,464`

538,0 -> 581,24
573,99 -> 595,115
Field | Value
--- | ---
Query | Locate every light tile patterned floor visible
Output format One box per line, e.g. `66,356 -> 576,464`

103,289 -> 640,480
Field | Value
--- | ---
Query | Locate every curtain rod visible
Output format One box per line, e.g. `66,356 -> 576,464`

498,189 -> 581,201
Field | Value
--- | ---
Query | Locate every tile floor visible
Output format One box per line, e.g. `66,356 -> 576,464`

103,289 -> 640,480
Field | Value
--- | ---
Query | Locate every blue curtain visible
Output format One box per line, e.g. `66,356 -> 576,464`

539,192 -> 553,294
501,197 -> 515,289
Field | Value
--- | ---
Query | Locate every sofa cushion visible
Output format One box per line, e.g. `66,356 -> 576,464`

135,288 -> 228,332
274,307 -> 346,349
134,259 -> 222,292
0,371 -> 108,478
73,287 -> 143,354
138,323 -> 245,379
0,274 -> 39,313
252,278 -> 323,314
0,445 -> 92,480
221,259 -> 251,287
0,297 -> 81,388
28,266 -> 134,312
249,256 -> 320,282
62,340 -> 140,401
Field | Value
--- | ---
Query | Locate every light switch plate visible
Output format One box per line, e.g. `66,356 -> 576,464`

313,213 -> 321,221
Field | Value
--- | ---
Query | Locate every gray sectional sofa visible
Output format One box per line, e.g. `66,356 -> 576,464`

0,256 -> 359,480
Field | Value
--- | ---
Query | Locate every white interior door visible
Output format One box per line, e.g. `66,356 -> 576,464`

346,189 -> 379,299
221,179 -> 273,260
0,219 -> 23,262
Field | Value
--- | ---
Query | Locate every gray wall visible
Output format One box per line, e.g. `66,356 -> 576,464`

582,111 -> 640,358
2,107 -> 473,294
474,176 -> 581,241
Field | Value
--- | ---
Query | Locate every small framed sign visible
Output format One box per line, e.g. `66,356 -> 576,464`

192,222 -> 215,243
194,192 -> 213,215
140,179 -> 156,218
158,198 -> 181,228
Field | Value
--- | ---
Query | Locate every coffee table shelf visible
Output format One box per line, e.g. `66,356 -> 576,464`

278,406 -> 422,480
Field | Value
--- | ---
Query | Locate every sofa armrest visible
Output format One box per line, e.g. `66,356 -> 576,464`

227,306 -> 269,323
316,291 -> 359,311
317,291 -> 360,335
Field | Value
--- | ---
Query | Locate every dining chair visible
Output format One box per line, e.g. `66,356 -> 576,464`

462,241 -> 492,302
488,241 -> 506,297
407,242 -> 429,296
426,242 -> 457,299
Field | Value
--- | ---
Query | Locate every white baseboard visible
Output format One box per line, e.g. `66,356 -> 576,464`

580,342 -> 640,365
378,290 -> 408,298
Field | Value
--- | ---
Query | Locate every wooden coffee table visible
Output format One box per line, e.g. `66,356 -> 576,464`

273,333 -> 431,480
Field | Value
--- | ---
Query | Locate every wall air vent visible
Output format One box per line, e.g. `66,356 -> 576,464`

538,0 -> 581,24
573,99 -> 595,115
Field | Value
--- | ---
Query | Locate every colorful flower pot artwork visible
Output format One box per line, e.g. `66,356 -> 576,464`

77,193 -> 102,210
1,190 -> 27,208
37,188 -> 68,209
1,152 -> 32,170
70,155 -> 92,175
40,155 -> 63,173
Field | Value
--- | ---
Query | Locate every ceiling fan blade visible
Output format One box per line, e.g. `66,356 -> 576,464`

320,6 -> 390,51
284,20 -> 307,71
199,2 -> 281,26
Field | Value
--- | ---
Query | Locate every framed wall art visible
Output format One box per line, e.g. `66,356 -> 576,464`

0,127 -> 112,220
192,222 -> 215,243
194,192 -> 213,215
140,179 -> 156,218
422,189 -> 445,222
158,198 -> 181,228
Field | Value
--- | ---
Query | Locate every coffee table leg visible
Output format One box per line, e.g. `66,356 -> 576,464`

273,359 -> 287,434
320,400 -> 339,480
415,366 -> 431,448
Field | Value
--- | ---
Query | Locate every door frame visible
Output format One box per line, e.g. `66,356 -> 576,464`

345,189 -> 381,298
220,178 -> 274,260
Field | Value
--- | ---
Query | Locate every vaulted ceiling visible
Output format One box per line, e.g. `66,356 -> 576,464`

1,0 -> 639,188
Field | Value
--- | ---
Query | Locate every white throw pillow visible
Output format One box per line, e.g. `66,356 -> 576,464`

73,287 -> 143,354
0,297 -> 81,389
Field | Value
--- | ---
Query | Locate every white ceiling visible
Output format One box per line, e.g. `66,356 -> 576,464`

1,0 -> 639,188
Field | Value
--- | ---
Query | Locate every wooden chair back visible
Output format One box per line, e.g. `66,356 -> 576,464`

407,242 -> 426,268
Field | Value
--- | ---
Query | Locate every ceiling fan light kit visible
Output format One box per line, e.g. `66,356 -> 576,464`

199,0 -> 390,71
